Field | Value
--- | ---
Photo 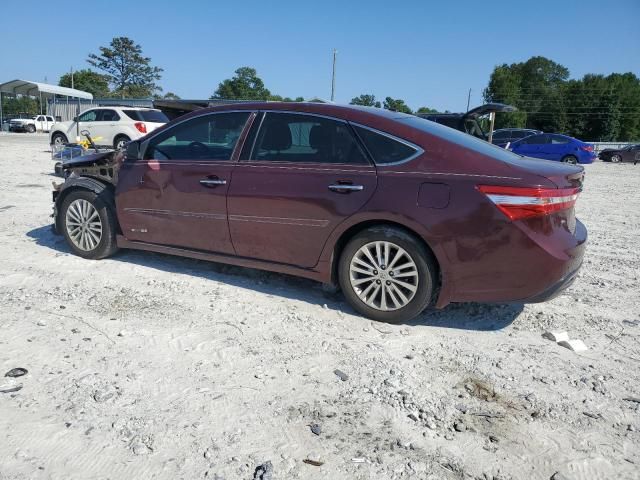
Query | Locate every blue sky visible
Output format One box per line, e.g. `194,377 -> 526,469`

1,0 -> 638,112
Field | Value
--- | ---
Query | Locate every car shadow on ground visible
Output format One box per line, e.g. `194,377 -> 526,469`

27,225 -> 523,331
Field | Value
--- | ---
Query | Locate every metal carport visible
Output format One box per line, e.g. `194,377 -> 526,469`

0,80 -> 93,134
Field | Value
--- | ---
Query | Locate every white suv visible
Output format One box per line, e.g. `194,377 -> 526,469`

49,107 -> 169,149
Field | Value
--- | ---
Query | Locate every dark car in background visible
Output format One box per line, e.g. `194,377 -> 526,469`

598,144 -> 640,164
509,133 -> 595,164
51,102 -> 586,323
491,128 -> 542,146
417,103 -> 516,141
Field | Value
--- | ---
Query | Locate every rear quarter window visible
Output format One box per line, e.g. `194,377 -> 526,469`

353,125 -> 420,165
123,110 -> 169,123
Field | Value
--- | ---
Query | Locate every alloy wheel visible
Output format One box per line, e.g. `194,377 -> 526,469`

65,199 -> 103,251
349,241 -> 419,311
611,155 -> 621,163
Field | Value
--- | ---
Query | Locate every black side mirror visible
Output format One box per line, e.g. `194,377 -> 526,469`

73,116 -> 78,122
126,141 -> 141,160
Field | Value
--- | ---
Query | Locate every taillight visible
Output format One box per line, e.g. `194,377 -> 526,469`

134,122 -> 147,133
477,185 -> 580,221
580,145 -> 593,152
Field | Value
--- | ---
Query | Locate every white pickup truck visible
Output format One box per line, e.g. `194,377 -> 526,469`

9,114 -> 56,133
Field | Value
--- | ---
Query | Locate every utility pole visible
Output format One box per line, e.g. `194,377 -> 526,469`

466,88 -> 472,112
71,67 -> 74,89
330,49 -> 337,102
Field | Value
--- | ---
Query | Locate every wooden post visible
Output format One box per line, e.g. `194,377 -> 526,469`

488,111 -> 496,143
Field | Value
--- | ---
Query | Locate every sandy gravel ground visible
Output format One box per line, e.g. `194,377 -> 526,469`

0,132 -> 638,480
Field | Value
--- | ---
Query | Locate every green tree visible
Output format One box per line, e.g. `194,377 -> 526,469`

212,67 -> 271,100
1,96 -> 39,116
87,37 -> 163,98
350,94 -> 381,108
58,69 -> 110,97
416,106 -> 439,114
383,97 -> 412,114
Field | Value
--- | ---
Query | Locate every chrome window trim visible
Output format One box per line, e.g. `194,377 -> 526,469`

350,122 -> 424,167
243,110 -> 372,166
140,109 -> 254,162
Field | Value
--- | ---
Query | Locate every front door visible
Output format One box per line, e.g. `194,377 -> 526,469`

227,112 -> 377,268
73,109 -> 100,142
116,111 -> 251,254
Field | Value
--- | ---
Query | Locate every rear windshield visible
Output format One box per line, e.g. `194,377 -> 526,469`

399,116 -> 525,165
123,110 -> 168,123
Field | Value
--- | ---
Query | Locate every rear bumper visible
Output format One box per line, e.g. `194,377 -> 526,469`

520,260 -> 581,303
442,217 -> 587,306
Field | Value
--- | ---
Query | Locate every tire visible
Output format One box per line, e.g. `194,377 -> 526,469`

51,132 -> 68,146
26,124 -> 36,133
338,226 -> 436,323
59,189 -> 118,260
562,155 -> 578,164
611,154 -> 621,163
114,135 -> 130,150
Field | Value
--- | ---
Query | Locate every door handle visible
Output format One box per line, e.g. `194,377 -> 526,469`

200,178 -> 227,187
328,184 -> 364,193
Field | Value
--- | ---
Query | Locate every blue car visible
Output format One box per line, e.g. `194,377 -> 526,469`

509,133 -> 596,164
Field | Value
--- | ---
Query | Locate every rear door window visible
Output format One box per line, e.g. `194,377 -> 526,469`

492,131 -> 510,141
353,125 -> 419,164
250,112 -> 369,164
145,112 -> 250,161
550,135 -> 569,144
99,109 -> 120,122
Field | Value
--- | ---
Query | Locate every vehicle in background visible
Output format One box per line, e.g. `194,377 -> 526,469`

417,103 -> 517,141
51,102 -> 586,323
509,133 -> 595,164
598,144 -> 640,164
9,114 -> 55,133
491,128 -> 542,146
49,107 -> 169,150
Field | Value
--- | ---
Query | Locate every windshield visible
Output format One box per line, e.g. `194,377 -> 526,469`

399,115 -> 526,165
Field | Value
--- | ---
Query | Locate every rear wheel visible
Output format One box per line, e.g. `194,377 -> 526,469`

562,155 -> 578,164
60,190 -> 118,259
52,132 -> 68,146
339,227 -> 436,323
114,135 -> 130,150
611,154 -> 621,163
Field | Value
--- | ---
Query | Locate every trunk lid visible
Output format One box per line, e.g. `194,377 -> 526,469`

507,156 -> 584,189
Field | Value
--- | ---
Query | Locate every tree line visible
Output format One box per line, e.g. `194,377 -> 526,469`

484,56 -> 640,141
2,38 -> 638,141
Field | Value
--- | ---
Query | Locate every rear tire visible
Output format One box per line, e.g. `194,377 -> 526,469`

59,189 -> 118,260
562,155 -> 578,164
338,226 -> 436,323
114,135 -> 130,150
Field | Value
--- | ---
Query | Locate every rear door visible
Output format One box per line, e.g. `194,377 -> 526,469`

116,111 -> 251,254
227,111 -> 377,268
545,134 -> 570,161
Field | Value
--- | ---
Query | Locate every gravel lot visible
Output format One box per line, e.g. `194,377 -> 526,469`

1,132 -> 639,480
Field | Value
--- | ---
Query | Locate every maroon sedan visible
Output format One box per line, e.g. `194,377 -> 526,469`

52,102 -> 586,323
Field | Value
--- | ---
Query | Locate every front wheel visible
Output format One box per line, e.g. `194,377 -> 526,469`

26,124 -> 36,133
339,227 -> 436,323
562,155 -> 578,164
60,189 -> 118,259
51,132 -> 68,146
611,154 -> 621,163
